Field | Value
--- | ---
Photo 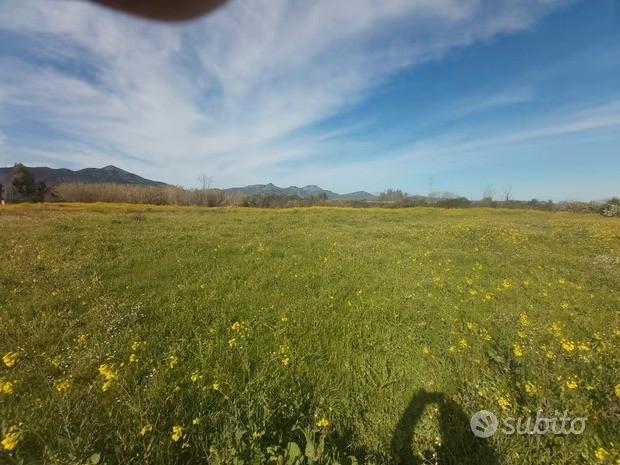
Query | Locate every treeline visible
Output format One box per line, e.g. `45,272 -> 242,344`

11,181 -> 618,216
1,164 -> 618,216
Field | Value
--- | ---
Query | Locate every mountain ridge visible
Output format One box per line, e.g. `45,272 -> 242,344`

0,165 -> 377,200
0,165 -> 168,187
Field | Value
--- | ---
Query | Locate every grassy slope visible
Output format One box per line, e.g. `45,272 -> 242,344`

1,204 -> 619,464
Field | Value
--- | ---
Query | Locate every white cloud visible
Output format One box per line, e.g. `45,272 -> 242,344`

0,0 -> 572,187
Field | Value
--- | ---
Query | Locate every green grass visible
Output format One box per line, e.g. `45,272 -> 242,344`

1,203 -> 619,465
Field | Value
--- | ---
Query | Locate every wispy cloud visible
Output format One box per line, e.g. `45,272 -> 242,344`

0,0 -> 572,186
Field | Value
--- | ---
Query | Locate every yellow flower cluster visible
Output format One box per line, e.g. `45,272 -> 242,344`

2,352 -> 18,368
97,364 -> 118,391
565,377 -> 578,390
75,334 -> 88,346
524,382 -> 537,396
512,343 -> 524,358
0,378 -> 14,395
54,378 -> 71,393
139,423 -> 153,436
497,395 -> 511,410
1,426 -> 21,451
561,339 -> 575,352
315,417 -> 330,428
594,447 -> 608,460
171,425 -> 183,442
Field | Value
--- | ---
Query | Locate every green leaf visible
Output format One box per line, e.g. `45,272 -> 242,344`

286,441 -> 302,465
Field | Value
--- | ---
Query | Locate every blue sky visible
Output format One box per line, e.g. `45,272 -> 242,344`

0,0 -> 618,200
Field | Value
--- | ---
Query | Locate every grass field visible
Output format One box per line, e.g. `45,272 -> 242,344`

1,204 -> 619,465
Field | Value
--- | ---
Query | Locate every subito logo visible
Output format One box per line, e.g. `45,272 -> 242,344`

470,410 -> 498,438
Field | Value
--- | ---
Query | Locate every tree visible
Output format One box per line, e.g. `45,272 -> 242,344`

11,163 -> 50,202
12,163 -> 36,198
503,186 -> 513,201
197,174 -> 212,205
482,185 -> 495,201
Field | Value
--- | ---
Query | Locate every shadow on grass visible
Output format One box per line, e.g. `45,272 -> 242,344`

390,390 -> 498,465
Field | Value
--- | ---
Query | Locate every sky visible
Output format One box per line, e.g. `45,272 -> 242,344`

0,0 -> 619,200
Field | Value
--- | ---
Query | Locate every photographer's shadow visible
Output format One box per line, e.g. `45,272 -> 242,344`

391,390 -> 498,465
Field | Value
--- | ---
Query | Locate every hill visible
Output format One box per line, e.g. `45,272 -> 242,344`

0,165 -> 378,200
0,165 -> 167,187
223,183 -> 376,200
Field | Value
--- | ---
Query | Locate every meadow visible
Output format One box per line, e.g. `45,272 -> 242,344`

1,203 -> 618,465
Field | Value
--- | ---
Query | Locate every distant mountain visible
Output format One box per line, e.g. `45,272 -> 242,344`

0,165 -> 167,187
223,183 -> 376,201
337,191 -> 378,201
0,165 -> 377,200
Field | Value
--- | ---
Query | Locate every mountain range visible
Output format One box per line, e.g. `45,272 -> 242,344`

0,165 -> 377,201
0,165 -> 167,187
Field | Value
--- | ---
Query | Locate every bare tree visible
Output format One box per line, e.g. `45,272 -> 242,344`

197,174 -> 212,205
198,174 -> 212,190
503,185 -> 513,202
482,185 -> 495,201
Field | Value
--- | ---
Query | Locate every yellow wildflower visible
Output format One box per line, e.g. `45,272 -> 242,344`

75,334 -> 87,346
131,341 -> 141,351
2,352 -> 18,368
51,355 -> 61,367
231,321 -> 241,331
171,425 -> 183,442
168,355 -> 178,368
512,343 -> 523,358
0,378 -> 14,395
594,448 -> 608,461
98,364 -> 118,391
422,346 -> 430,354
545,350 -> 556,360
129,353 -> 138,364
561,339 -> 575,352
1,426 -> 21,451
524,382 -> 537,396
501,279 -> 512,289
519,313 -> 529,326
577,342 -> 590,352
192,417 -> 201,425
497,395 -> 511,410
458,338 -> 468,349
190,371 -> 203,383
560,303 -> 569,310
228,338 -> 237,348
614,384 -> 620,397
565,378 -> 578,390
280,313 -> 288,322
139,424 -> 153,436
212,381 -> 220,391
54,378 -> 71,393
280,356 -> 290,366
315,417 -> 330,428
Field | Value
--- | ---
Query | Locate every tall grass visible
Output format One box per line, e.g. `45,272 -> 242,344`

53,182 -> 242,206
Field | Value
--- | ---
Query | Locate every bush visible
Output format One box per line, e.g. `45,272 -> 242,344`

601,198 -> 620,217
